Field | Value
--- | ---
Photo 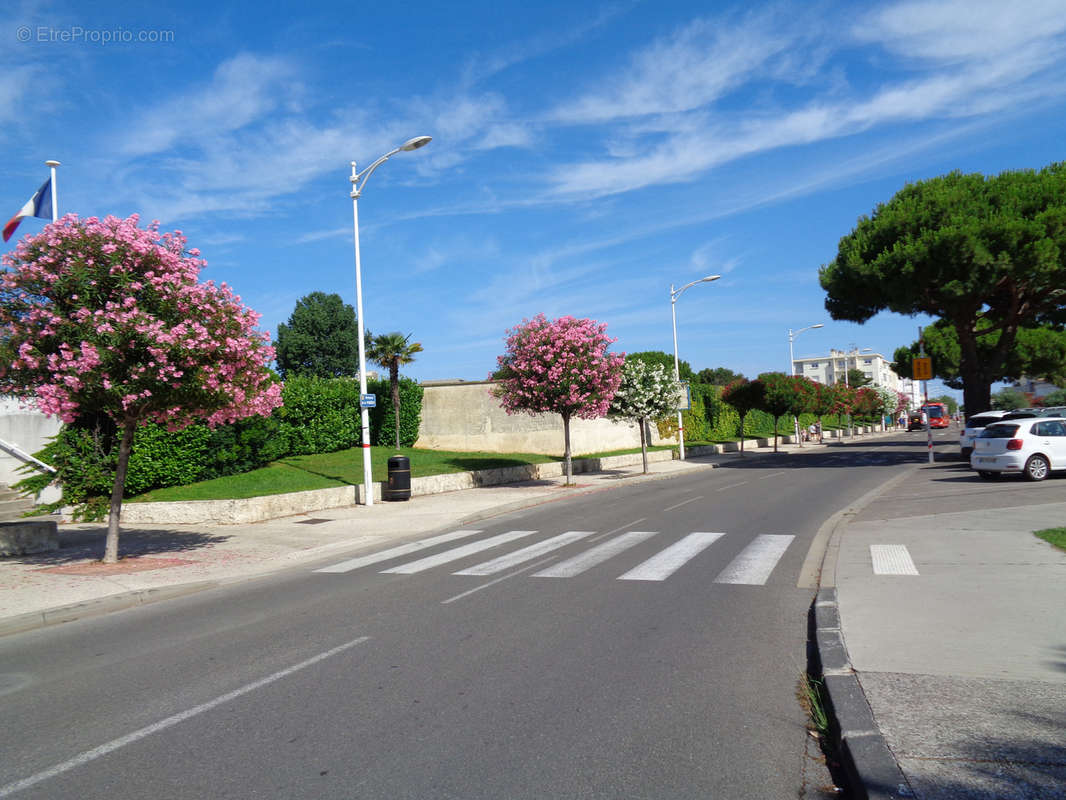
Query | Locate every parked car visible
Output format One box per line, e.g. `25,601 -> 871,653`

959,410 -> 1009,458
906,411 -> 924,431
970,417 -> 1066,481
999,406 -> 1066,421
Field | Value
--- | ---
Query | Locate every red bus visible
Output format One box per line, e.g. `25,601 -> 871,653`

922,402 -> 950,428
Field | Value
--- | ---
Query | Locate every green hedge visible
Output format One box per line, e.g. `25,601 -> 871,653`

17,375 -> 424,519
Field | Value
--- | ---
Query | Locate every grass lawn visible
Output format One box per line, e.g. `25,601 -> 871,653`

128,447 -> 563,503
1034,527 -> 1066,552
129,462 -> 345,503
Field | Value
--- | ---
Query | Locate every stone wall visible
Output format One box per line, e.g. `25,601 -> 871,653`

414,381 -> 671,455
0,398 -> 62,491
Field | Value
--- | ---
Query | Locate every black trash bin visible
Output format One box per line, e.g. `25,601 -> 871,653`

385,455 -> 411,501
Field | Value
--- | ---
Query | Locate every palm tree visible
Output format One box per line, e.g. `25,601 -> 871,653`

366,332 -> 423,449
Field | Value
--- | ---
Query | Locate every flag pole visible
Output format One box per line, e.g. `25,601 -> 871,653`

45,160 -> 60,221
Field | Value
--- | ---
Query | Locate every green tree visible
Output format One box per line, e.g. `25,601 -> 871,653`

275,292 -> 360,379
991,387 -> 1028,410
696,366 -> 744,386
721,378 -> 765,454
609,360 -> 676,473
846,368 -> 871,388
820,163 -> 1066,415
1041,388 -> 1066,406
758,372 -> 810,453
366,332 -> 424,450
891,319 -> 1066,391
628,350 -> 694,382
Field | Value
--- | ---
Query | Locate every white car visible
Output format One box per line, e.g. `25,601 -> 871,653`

970,417 -> 1066,481
959,410 -> 1010,458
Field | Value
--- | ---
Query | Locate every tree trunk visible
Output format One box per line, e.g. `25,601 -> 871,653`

638,417 -> 648,474
391,361 -> 401,450
773,415 -> 780,453
562,412 -> 572,485
104,418 -> 137,564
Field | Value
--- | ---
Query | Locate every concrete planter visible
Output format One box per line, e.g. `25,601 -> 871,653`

0,520 -> 59,556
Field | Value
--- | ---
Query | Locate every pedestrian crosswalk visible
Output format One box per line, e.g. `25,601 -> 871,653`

314,528 -> 797,586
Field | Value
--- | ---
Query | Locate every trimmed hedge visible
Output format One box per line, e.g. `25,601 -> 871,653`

17,375 -> 424,519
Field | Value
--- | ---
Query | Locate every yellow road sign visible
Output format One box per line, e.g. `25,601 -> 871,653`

912,357 -> 932,381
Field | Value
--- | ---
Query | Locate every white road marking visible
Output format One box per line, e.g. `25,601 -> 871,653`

0,636 -> 371,799
440,556 -> 559,604
715,481 -> 749,492
381,530 -> 538,574
758,471 -> 787,480
532,531 -> 659,578
663,495 -> 702,512
588,519 -> 646,544
870,544 -> 919,575
314,529 -> 483,573
617,532 -> 725,581
453,531 -> 597,576
714,534 -> 795,585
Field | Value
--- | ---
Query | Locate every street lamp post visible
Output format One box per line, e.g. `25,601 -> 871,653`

788,323 -> 823,444
670,274 -> 720,460
350,136 -> 431,506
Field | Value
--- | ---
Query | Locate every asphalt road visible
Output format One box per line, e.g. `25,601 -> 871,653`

0,433 -> 945,799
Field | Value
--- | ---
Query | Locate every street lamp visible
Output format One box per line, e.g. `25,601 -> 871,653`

670,274 -> 720,460
350,136 -> 432,506
788,323 -> 823,444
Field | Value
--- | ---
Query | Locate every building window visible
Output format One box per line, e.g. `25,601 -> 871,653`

808,363 -> 818,369
863,358 -> 872,364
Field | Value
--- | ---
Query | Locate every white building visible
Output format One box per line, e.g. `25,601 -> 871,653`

792,348 -> 905,395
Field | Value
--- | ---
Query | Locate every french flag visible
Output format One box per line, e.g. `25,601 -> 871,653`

3,178 -> 52,242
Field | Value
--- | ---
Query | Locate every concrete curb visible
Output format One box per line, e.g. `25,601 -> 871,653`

815,589 -> 914,800
0,581 -> 219,637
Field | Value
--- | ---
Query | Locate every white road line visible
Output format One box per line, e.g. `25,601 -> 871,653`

440,556 -> 558,604
0,636 -> 371,799
381,530 -> 538,574
588,518 -> 646,544
453,531 -> 597,576
870,544 -> 919,575
663,496 -> 702,512
758,471 -> 787,480
715,481 -> 749,492
532,531 -> 659,578
313,529 -> 483,573
714,534 -> 795,585
617,532 -> 725,582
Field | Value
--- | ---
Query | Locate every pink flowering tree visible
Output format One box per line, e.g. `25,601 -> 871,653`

0,215 -> 282,562
493,314 -> 624,484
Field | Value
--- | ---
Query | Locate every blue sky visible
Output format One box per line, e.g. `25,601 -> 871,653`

4,0 -> 1066,400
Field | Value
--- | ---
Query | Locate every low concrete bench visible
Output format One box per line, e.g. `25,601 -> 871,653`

0,520 -> 59,556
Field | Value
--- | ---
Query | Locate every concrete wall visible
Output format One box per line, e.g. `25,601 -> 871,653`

0,398 -> 62,489
415,381 -> 671,455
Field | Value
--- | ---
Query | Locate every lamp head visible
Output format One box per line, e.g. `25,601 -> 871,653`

811,323 -> 824,329
701,275 -> 721,283
400,136 -> 432,151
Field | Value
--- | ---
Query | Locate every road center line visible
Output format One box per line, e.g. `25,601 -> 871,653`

0,636 -> 372,799
587,518 -> 646,544
663,495 -> 702,512
758,471 -> 786,480
715,481 -> 749,492
441,556 -> 558,604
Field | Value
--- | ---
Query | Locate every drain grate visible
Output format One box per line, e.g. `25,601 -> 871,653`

296,518 -> 331,525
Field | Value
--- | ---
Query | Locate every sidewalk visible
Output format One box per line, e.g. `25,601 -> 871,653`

817,459 -> 1066,800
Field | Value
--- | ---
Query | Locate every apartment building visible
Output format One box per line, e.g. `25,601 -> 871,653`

791,348 -> 905,393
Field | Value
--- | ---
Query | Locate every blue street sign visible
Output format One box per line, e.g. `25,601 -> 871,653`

360,393 -> 377,408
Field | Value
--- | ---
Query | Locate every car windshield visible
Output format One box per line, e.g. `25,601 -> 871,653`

980,423 -> 1020,438
1038,407 -> 1066,416
927,407 -> 944,418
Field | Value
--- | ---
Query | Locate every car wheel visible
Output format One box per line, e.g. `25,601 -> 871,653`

1024,455 -> 1050,482
977,471 -> 997,480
